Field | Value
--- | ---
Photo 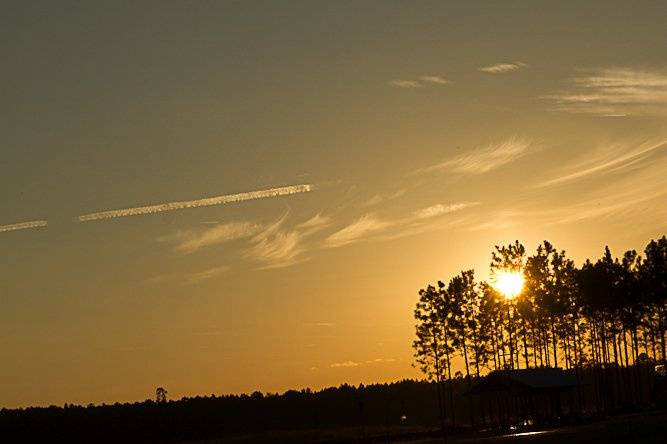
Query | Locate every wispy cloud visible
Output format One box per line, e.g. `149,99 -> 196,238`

365,358 -> 396,364
305,322 -> 336,327
324,214 -> 391,248
457,148 -> 667,230
244,213 -> 330,269
363,189 -> 406,207
186,265 -> 231,284
76,184 -> 312,222
296,213 -> 331,235
329,358 -> 396,369
390,75 -> 450,88
457,210 -> 521,232
479,62 -> 527,74
165,222 -> 261,253
423,137 -> 531,175
413,202 -> 480,219
364,195 -> 384,206
544,67 -> 667,116
145,265 -> 232,285
420,75 -> 450,85
537,139 -> 667,187
541,154 -> 667,226
159,212 -> 328,271
330,360 -> 360,368
390,79 -> 423,88
244,215 -> 304,269
376,202 -> 480,242
325,200 -> 478,247
0,220 -> 48,233
143,274 -> 171,285
545,194 -> 664,226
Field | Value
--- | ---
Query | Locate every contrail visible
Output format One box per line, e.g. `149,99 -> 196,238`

76,184 -> 313,222
0,220 -> 48,233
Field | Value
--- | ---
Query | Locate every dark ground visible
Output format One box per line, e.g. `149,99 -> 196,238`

415,410 -> 667,444
188,410 -> 667,444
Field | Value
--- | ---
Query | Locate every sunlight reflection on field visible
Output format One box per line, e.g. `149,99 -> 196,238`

504,430 -> 552,437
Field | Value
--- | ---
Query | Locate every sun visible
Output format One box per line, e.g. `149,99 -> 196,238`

493,271 -> 524,299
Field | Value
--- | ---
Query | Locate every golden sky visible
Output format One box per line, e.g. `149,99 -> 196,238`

1,1 -> 667,407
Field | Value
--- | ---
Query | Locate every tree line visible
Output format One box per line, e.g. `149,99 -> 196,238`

413,235 -> 667,426
0,381 -> 457,443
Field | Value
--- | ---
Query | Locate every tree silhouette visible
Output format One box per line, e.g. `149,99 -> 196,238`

156,387 -> 168,403
413,285 -> 447,430
414,235 -> 667,386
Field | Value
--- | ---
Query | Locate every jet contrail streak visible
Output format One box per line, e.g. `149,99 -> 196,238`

76,184 -> 313,222
0,220 -> 48,233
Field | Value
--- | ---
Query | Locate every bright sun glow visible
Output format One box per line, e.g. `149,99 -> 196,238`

494,271 -> 524,299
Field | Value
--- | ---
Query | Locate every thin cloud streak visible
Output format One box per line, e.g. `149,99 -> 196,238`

544,156 -> 667,225
537,139 -> 667,187
159,212 -> 328,271
326,201 -> 478,246
546,193 -> 665,226
420,75 -> 450,85
167,222 -> 262,253
413,202 -> 480,219
324,214 -> 391,248
329,358 -> 396,369
244,214 -> 311,269
0,220 -> 48,233
457,153 -> 667,231
544,67 -> 667,116
479,62 -> 527,74
76,184 -> 312,222
389,80 -> 423,88
423,138 -> 531,175
363,189 -> 406,207
305,322 -> 336,327
296,213 -> 331,236
390,75 -> 450,88
330,361 -> 360,368
186,265 -> 231,284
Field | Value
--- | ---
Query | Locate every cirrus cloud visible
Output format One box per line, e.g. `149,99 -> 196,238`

543,67 -> 667,116
389,75 -> 450,89
422,137 -> 532,175
413,202 -> 480,219
479,62 -> 527,74
186,265 -> 231,284
324,214 -> 391,248
165,222 -> 262,253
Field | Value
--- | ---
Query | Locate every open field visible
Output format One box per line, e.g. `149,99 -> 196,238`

187,410 -> 667,444
405,411 -> 667,444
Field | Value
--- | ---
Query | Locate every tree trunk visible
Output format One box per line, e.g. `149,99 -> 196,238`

532,325 -> 539,368
432,333 -> 445,433
600,314 -> 608,365
461,337 -> 475,426
659,306 -> 666,362
444,326 -> 455,428
622,330 -> 629,368
522,318 -> 530,369
551,319 -> 559,368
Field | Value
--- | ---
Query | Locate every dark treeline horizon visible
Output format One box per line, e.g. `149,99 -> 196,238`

0,379 -> 458,443
414,235 -> 667,427
2,368 -> 664,443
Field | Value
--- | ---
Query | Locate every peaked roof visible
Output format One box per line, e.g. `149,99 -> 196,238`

467,368 -> 581,395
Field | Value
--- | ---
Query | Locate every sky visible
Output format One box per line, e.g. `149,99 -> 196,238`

2,1 -> 667,408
